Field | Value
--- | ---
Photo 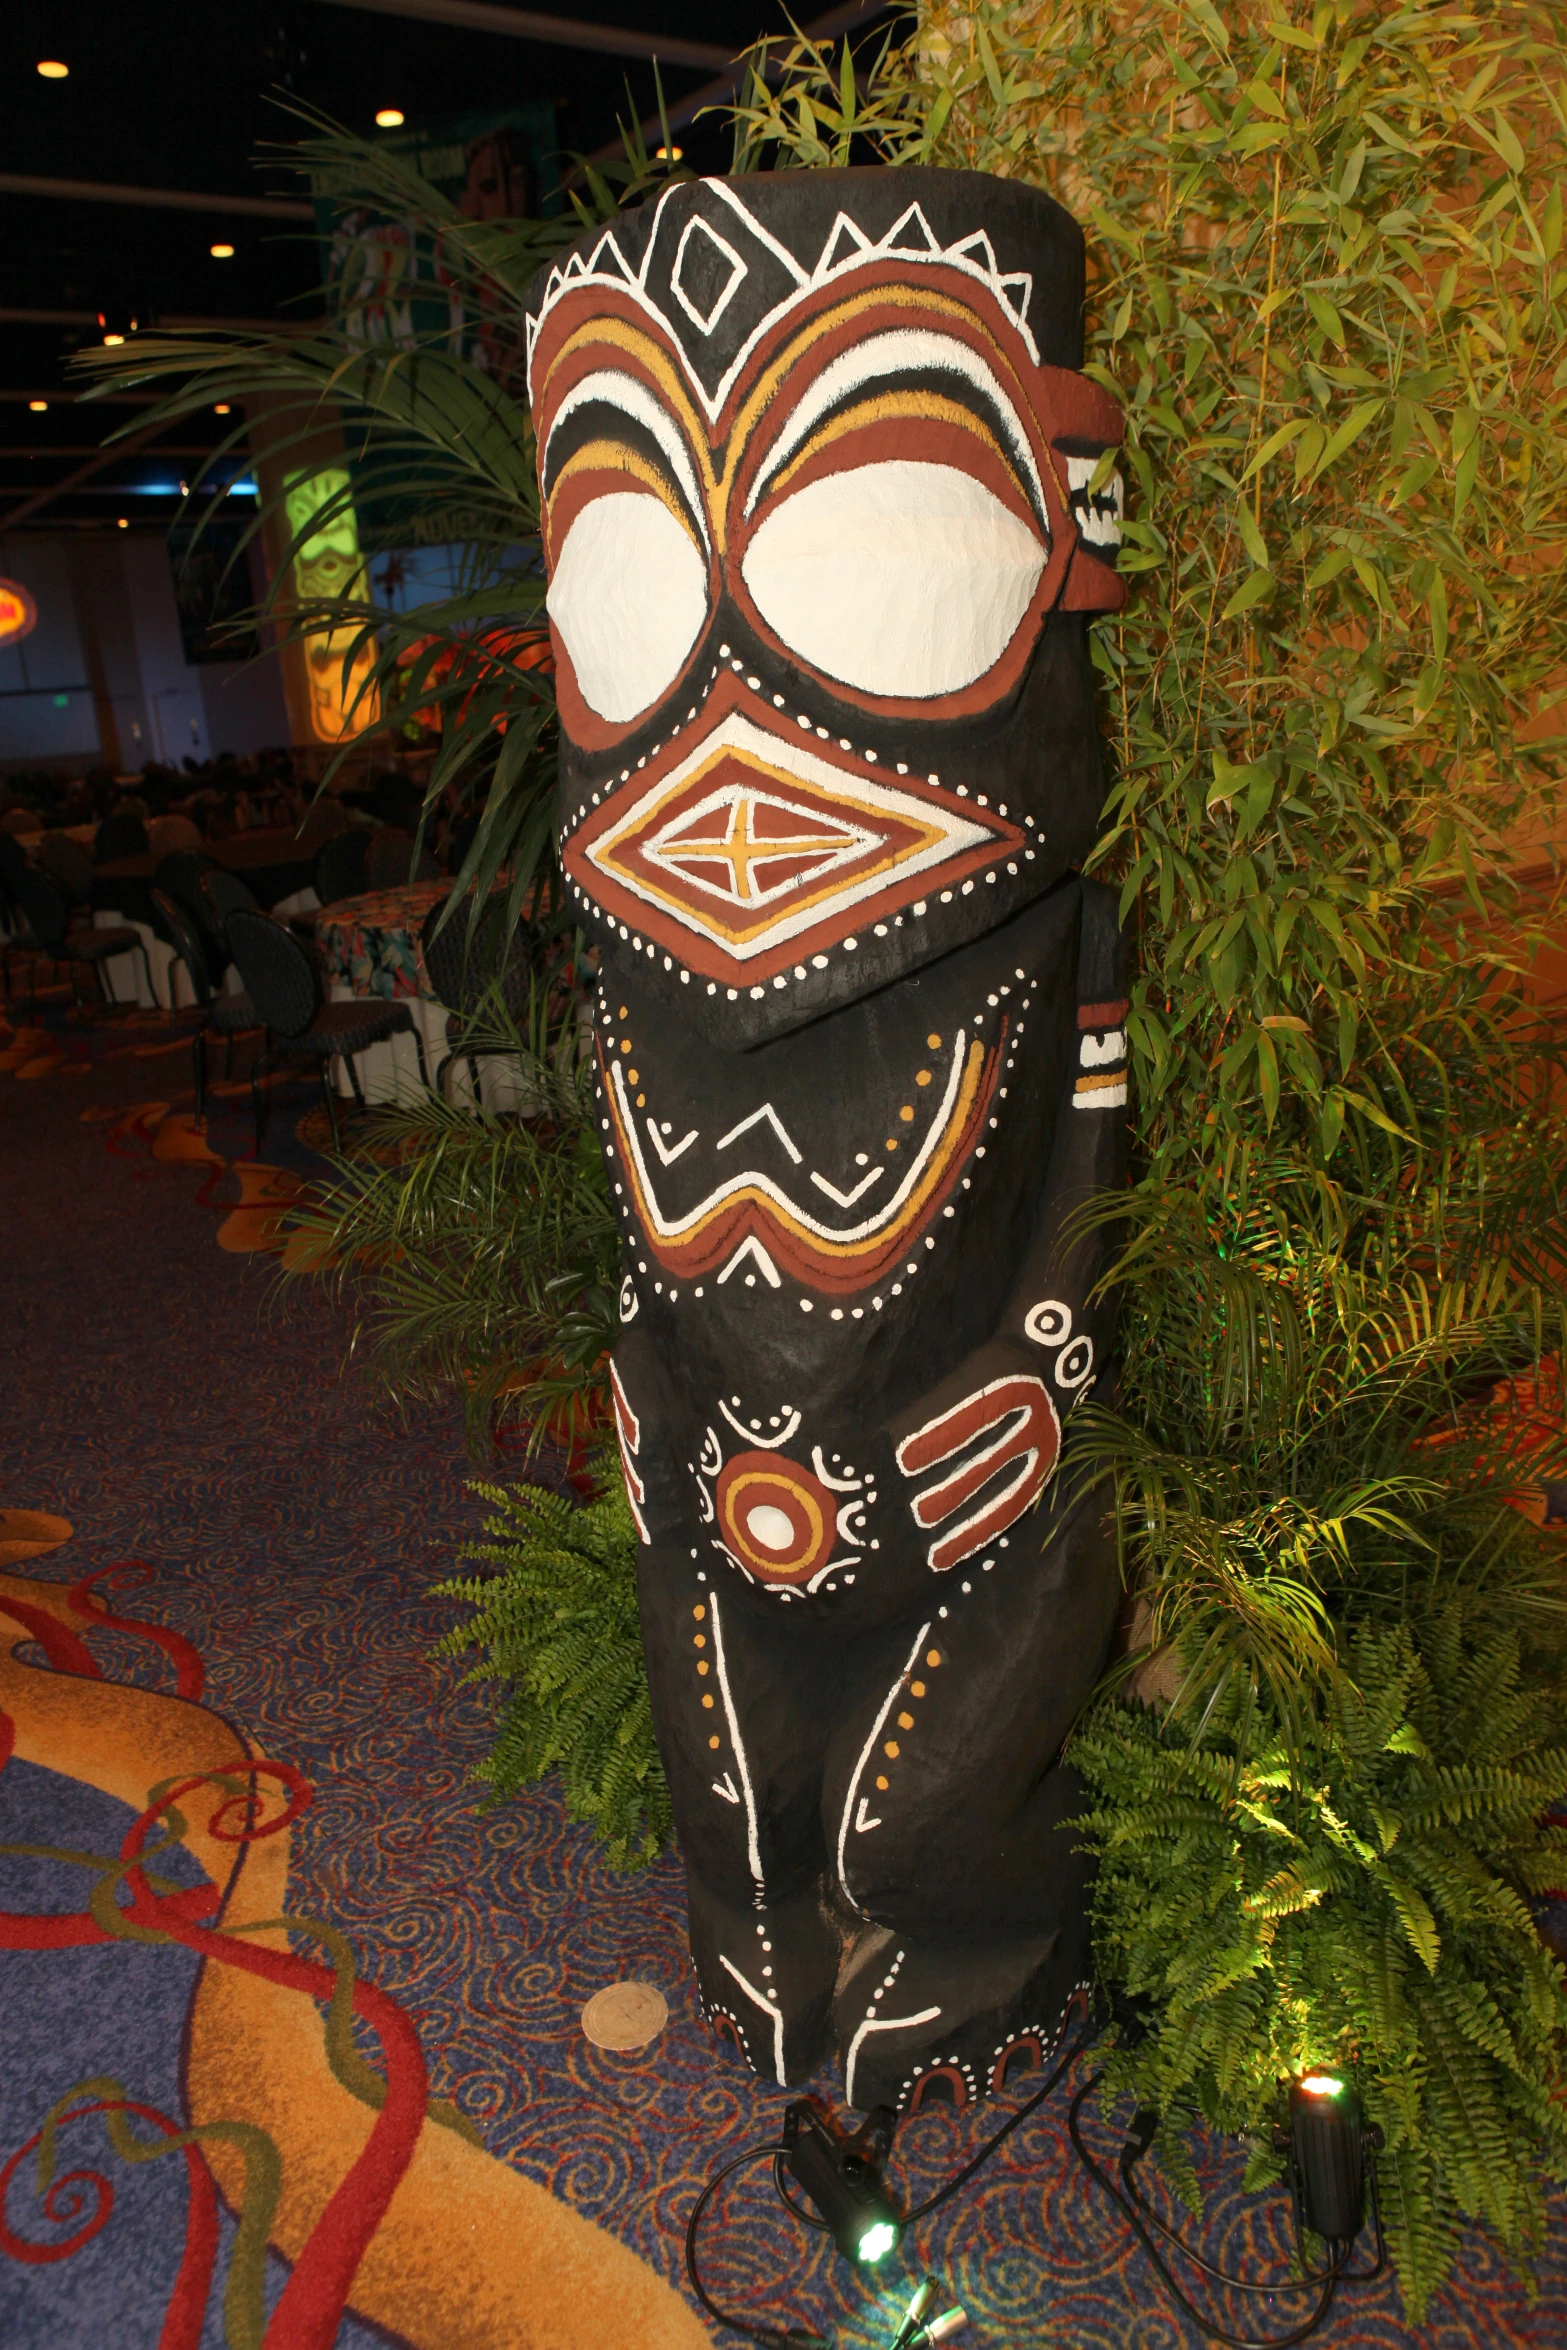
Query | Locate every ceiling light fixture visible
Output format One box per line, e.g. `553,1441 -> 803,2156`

375,107 -> 404,128
214,402 -> 232,415
117,517 -> 128,529
210,241 -> 235,259
29,399 -> 49,412
37,60 -> 69,80
655,145 -> 683,162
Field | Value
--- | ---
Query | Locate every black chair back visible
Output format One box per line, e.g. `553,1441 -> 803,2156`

313,828 -> 370,908
225,908 -> 320,1040
198,868 -> 259,938
367,828 -> 439,893
419,895 -> 532,1022
93,814 -> 149,863
39,832 -> 92,906
149,888 -> 214,1010
12,866 -> 69,954
155,849 -> 220,923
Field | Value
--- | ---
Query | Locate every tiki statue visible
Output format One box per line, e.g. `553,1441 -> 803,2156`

526,167 -> 1128,2114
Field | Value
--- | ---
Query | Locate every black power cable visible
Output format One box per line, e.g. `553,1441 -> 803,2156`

685,2143 -> 830,2348
1067,2072 -> 1386,2350
687,2019 -> 1096,2342
687,2012 -> 1382,2350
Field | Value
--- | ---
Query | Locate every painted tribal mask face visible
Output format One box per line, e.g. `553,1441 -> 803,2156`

526,168 -> 1125,1047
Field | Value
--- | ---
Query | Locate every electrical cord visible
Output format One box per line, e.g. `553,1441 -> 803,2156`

689,2013 -> 1381,2349
1068,2072 -> 1357,2349
900,2017 -> 1100,2222
690,2020 -> 1096,2342
1116,2119 -> 1386,2291
686,2143 -> 830,2348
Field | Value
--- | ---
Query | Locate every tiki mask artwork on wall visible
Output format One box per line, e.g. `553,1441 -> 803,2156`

527,167 -> 1129,2114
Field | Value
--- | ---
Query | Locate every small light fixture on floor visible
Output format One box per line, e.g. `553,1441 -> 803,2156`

784,2100 -> 902,2265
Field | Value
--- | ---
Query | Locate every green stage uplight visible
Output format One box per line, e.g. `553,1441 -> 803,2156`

785,2100 -> 904,2265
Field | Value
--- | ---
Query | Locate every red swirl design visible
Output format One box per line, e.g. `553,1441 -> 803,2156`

66,1564 -> 205,1701
0,2098 -> 217,2350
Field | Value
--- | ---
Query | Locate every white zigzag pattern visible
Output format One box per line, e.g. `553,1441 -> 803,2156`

525,184 -> 1039,420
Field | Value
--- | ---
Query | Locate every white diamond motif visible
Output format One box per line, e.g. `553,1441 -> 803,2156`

670,215 -> 748,337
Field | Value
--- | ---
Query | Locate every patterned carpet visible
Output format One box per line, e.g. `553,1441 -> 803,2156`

2,983 -> 1564,2349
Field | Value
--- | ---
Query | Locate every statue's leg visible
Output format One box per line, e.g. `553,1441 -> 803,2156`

637,1537 -> 843,2086
822,1481 -> 1118,2112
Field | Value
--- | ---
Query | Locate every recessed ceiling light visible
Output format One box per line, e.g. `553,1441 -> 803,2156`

375,107 -> 404,128
214,402 -> 232,415
29,398 -> 48,412
117,517 -> 128,529
102,332 -> 125,346
37,60 -> 69,80
210,241 -> 235,259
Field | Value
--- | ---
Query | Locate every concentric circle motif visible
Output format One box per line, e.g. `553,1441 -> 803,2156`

715,1450 -> 838,1585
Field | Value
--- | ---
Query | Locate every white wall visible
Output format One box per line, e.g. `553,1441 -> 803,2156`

0,536 -> 100,765
0,531 -> 292,774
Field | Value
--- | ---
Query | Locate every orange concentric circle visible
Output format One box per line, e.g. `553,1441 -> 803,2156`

715,1450 -> 839,1586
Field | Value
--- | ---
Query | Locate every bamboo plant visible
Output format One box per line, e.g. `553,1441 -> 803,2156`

727,0 -> 1567,2315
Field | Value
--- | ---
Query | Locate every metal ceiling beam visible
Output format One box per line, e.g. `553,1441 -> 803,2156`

0,174 -> 314,220
0,421 -> 171,533
310,0 -> 734,71
0,307 -> 306,334
0,446 -> 218,458
0,390 -> 158,406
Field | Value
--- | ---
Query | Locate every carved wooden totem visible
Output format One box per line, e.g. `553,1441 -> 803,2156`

526,168 -> 1128,2113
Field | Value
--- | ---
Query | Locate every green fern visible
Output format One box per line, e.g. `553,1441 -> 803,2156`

431,1462 -> 670,1870
1074,1600 -> 1567,2320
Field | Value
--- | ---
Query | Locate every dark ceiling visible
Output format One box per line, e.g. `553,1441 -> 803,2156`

1,0 -> 894,532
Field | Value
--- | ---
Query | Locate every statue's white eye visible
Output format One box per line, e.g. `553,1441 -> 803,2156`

740,460 -> 1045,700
547,490 -> 708,723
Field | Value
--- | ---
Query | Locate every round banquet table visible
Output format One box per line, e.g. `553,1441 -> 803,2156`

315,880 -> 448,1002
90,827 -> 315,926
314,881 -> 536,1112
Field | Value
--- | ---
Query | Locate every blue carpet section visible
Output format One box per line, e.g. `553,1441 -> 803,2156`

3,991 -> 1565,2347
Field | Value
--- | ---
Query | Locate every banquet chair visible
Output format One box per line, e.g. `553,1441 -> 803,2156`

149,887 -> 261,1121
0,835 -> 25,999
8,866 -> 153,1012
39,832 -> 93,908
366,826 -> 440,892
225,906 -> 430,1152
312,827 -> 370,909
199,866 -> 260,932
418,895 -> 535,1104
154,852 -> 228,986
